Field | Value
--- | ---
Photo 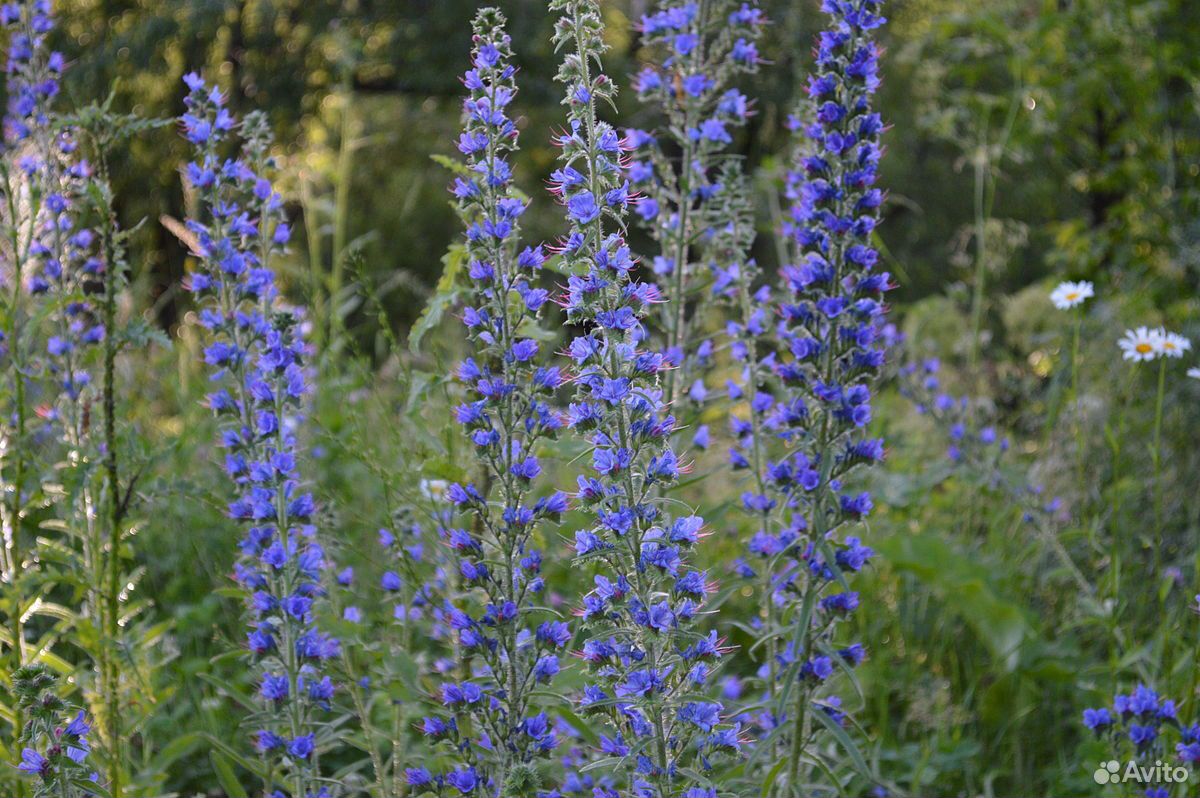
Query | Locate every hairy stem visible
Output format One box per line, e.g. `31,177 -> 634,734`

98,154 -> 125,798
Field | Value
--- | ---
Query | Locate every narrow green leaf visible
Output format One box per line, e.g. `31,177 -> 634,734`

811,707 -> 872,781
762,756 -> 787,797
210,750 -> 250,798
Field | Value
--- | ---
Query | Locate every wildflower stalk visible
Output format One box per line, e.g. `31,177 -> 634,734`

708,168 -> 785,770
36,126 -> 113,792
551,1 -> 740,794
96,179 -> 122,798
179,75 -> 337,797
83,125 -> 152,790
729,0 -> 892,792
1,8 -> 158,791
31,134 -> 118,789
735,326 -> 774,676
964,94 -> 1019,376
900,360 -> 1101,604
2,5 -> 133,788
627,0 -> 765,427
414,11 -> 570,795
0,0 -> 63,711
967,141 -> 987,371
1112,323 -> 1191,585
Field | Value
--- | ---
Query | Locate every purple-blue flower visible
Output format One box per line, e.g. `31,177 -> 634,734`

628,0 -> 766,433
550,0 -> 738,788
177,74 -> 335,791
421,10 -> 569,793
720,0 -> 891,787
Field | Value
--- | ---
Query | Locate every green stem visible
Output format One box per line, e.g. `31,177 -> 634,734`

1071,312 -> 1084,509
329,91 -> 356,346
966,90 -> 1020,375
664,134 -> 693,409
300,178 -> 326,353
1151,357 -> 1166,573
661,0 -> 706,410
736,268 -> 780,771
784,480 -> 826,796
98,158 -> 124,798
344,649 -> 386,798
3,161 -> 32,791
967,145 -> 988,373
786,682 -> 810,796
392,700 -> 404,797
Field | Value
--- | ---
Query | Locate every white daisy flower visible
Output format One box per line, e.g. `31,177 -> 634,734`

1188,367 -> 1200,380
419,479 -> 448,501
1050,280 -> 1094,310
1156,329 -> 1192,359
1118,326 -> 1162,362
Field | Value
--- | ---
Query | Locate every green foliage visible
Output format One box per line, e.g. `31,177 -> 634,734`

0,1 -> 1192,796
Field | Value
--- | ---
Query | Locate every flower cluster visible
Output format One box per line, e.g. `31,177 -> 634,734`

899,358 -> 1073,529
1119,326 -> 1192,363
1,0 -> 67,584
179,75 -> 337,796
710,165 -> 805,726
411,11 -> 571,796
342,515 -> 447,636
625,1 -> 766,425
1084,684 -> 1199,798
18,32 -> 102,457
900,359 -> 1011,463
328,501 -> 454,796
730,0 -> 891,787
2,0 -> 60,146
12,664 -> 99,796
707,165 -> 793,616
33,155 -> 102,437
549,1 -> 740,793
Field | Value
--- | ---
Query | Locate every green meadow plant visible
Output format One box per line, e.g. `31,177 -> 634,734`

0,1 -> 1197,797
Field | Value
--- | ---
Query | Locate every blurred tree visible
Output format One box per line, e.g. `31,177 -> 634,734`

22,0 -> 1190,348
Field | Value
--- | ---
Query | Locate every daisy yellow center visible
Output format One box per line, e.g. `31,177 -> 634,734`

1065,292 -> 1079,300
1136,343 -> 1153,354
1164,342 -> 1176,350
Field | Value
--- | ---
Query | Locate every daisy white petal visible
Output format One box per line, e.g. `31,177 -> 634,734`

1118,326 -> 1161,362
1156,330 -> 1192,359
1050,280 -> 1094,310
